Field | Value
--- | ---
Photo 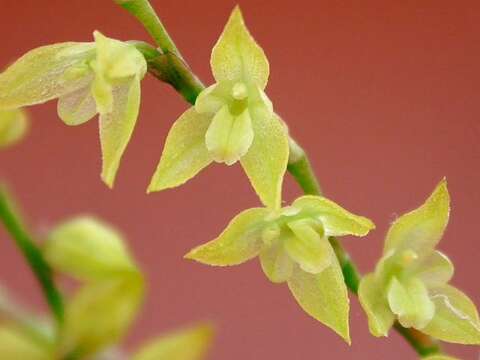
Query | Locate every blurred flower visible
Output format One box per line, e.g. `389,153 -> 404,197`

44,216 -> 144,358
132,323 -> 214,360
0,216 -> 216,360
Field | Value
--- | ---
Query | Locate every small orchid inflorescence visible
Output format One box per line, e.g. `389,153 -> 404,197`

0,1 -> 478,359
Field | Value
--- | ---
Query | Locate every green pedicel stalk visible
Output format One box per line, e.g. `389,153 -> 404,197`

0,186 -> 64,327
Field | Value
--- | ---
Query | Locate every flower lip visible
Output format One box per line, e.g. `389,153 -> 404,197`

261,223 -> 281,246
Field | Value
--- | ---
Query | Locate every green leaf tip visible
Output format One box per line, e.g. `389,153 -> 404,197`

359,179 -> 480,344
186,195 -> 374,342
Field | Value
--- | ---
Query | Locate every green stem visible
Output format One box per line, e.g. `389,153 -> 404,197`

287,138 -> 322,196
0,186 -> 64,326
132,41 -> 204,104
116,0 -> 181,57
118,1 -> 443,357
394,323 -> 442,357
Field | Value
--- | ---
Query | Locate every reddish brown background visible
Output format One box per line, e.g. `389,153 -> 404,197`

1,0 -> 479,359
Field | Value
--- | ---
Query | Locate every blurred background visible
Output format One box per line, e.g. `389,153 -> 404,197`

0,0 -> 479,358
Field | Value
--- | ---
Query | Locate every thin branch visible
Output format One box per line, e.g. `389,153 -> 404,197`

115,0 -> 181,57
0,185 -> 64,326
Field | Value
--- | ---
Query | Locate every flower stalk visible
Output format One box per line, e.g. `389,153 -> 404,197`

0,186 -> 64,327
117,0 -> 446,356
115,0 -> 181,57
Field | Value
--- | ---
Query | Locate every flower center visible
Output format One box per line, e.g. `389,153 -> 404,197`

399,249 -> 418,266
231,82 -> 248,100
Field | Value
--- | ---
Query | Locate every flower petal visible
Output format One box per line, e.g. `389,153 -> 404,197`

423,285 -> 480,344
99,77 -> 141,187
240,113 -> 289,209
424,356 -> 460,360
358,273 -> 395,337
248,85 -> 273,121
195,82 -> 230,114
287,251 -> 350,343
91,31 -> 146,116
91,70 -> 113,114
185,208 -> 270,266
93,31 -> 147,80
292,195 -> 375,237
205,105 -> 233,161
148,108 -> 213,192
211,6 -> 269,89
285,219 -> 332,274
0,325 -> 52,360
61,278 -> 144,357
44,216 -> 137,282
57,85 -> 97,126
259,240 -> 294,283
387,277 -> 435,329
384,179 -> 450,255
0,43 -> 95,109
133,323 -> 214,360
411,250 -> 454,288
0,109 -> 29,148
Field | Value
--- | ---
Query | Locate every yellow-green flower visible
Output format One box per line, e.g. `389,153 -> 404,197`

0,108 -> 28,148
358,179 -> 480,345
0,31 -> 147,187
0,216 -> 215,360
0,216 -> 144,359
186,195 -> 375,342
133,323 -> 214,360
148,7 -> 289,209
44,216 -> 144,358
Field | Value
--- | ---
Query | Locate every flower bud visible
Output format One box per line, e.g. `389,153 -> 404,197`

44,217 -> 137,282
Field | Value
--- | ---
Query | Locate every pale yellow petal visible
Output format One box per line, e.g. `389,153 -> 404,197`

211,7 -> 269,89
99,77 -> 141,187
148,108 -> 213,192
0,43 -> 95,109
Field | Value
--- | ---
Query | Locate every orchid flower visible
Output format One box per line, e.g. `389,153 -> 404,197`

148,7 -> 289,209
358,179 -> 480,345
186,195 -> 375,342
0,31 -> 147,186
